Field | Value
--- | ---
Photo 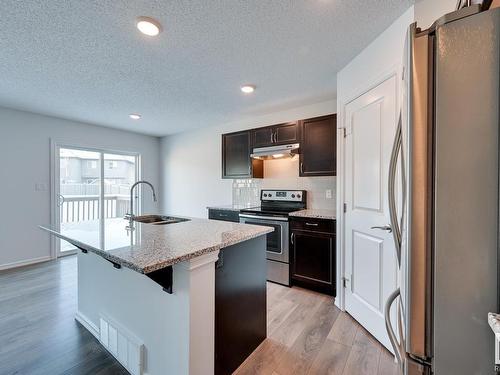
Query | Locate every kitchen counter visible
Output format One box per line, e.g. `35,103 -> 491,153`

289,209 -> 336,220
40,215 -> 270,374
206,204 -> 259,212
488,312 -> 500,334
40,216 -> 272,274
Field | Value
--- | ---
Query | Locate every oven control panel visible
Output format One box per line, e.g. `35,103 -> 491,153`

261,190 -> 306,202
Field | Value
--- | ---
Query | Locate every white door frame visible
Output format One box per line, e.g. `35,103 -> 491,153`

50,139 -> 141,259
335,64 -> 402,311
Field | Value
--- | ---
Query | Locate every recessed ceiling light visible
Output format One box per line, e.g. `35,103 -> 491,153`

136,17 -> 162,36
129,113 -> 141,120
240,85 -> 256,94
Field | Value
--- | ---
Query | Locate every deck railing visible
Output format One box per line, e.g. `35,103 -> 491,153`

60,195 -> 130,223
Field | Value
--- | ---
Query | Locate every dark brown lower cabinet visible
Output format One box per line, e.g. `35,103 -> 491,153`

290,218 -> 336,296
208,208 -> 240,223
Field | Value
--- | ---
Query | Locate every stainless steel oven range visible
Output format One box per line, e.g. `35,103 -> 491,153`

239,189 -> 306,286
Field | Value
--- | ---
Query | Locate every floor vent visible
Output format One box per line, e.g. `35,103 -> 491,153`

99,316 -> 144,375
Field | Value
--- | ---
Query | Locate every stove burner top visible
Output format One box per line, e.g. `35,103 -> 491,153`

240,206 -> 301,216
240,189 -> 307,217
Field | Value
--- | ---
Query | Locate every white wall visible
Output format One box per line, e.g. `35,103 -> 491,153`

335,1 -> 460,310
415,0 -> 457,29
0,107 -> 160,269
336,0 -> 456,105
160,99 -> 337,218
260,159 -> 336,211
336,6 -> 415,310
337,7 -> 414,108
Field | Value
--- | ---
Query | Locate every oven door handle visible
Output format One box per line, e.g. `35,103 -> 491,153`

238,214 -> 289,222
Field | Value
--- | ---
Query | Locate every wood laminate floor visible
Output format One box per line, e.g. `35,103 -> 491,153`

0,256 -> 128,375
234,282 -> 398,375
0,256 -> 397,375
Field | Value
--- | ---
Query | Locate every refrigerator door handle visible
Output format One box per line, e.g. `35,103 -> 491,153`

397,297 -> 407,370
388,112 -> 402,266
385,287 -> 404,367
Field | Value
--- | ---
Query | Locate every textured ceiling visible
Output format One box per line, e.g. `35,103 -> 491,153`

0,0 -> 413,136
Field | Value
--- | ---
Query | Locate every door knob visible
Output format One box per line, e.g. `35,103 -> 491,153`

371,225 -> 393,233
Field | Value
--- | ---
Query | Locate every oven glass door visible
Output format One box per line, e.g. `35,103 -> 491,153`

247,221 -> 282,253
240,216 -> 289,263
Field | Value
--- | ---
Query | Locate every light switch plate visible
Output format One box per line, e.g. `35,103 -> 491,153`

35,183 -> 48,192
326,189 -> 332,199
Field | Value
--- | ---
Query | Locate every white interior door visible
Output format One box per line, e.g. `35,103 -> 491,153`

344,75 -> 398,351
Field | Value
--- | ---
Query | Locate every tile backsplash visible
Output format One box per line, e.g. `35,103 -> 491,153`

232,179 -> 262,207
232,157 -> 336,210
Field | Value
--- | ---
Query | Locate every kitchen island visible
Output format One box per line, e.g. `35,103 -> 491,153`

40,216 -> 272,375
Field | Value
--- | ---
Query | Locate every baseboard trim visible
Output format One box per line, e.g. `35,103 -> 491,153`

0,256 -> 52,271
75,311 -> 100,339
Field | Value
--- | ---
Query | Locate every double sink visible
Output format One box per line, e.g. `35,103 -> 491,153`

132,215 -> 190,225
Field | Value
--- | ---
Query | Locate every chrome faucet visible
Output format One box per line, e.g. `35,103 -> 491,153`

126,180 -> 157,228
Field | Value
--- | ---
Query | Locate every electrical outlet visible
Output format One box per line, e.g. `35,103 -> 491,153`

326,189 -> 332,199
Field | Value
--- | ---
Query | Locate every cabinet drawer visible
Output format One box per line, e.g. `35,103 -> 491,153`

290,218 -> 335,234
208,209 -> 240,223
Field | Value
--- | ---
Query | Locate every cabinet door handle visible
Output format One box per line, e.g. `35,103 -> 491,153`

270,132 -> 274,143
291,232 -> 294,245
300,162 -> 304,174
305,222 -> 319,227
273,132 -> 277,143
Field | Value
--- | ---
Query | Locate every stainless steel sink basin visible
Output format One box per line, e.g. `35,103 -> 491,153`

131,215 -> 190,225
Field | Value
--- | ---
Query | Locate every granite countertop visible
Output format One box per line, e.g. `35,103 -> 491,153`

207,204 -> 260,212
289,209 -> 336,220
488,312 -> 500,334
39,217 -> 272,274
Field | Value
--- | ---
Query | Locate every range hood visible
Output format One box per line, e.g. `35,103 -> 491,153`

250,143 -> 300,160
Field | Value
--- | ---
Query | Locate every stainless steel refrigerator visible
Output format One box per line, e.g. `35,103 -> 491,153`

385,4 -> 500,375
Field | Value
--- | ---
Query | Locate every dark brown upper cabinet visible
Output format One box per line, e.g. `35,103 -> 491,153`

252,122 -> 299,148
299,114 -> 336,176
222,131 -> 263,179
252,127 -> 274,148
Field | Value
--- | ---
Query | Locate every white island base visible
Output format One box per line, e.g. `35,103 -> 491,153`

75,250 -> 220,375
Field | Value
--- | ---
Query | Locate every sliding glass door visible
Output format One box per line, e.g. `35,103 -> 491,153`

55,146 -> 139,257
103,153 -> 137,221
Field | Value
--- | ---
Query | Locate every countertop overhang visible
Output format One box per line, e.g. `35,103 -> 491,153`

40,216 -> 273,274
289,209 -> 336,220
488,312 -> 500,334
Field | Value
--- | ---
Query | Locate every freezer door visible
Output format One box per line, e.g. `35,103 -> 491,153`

432,8 -> 500,375
402,23 -> 434,367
